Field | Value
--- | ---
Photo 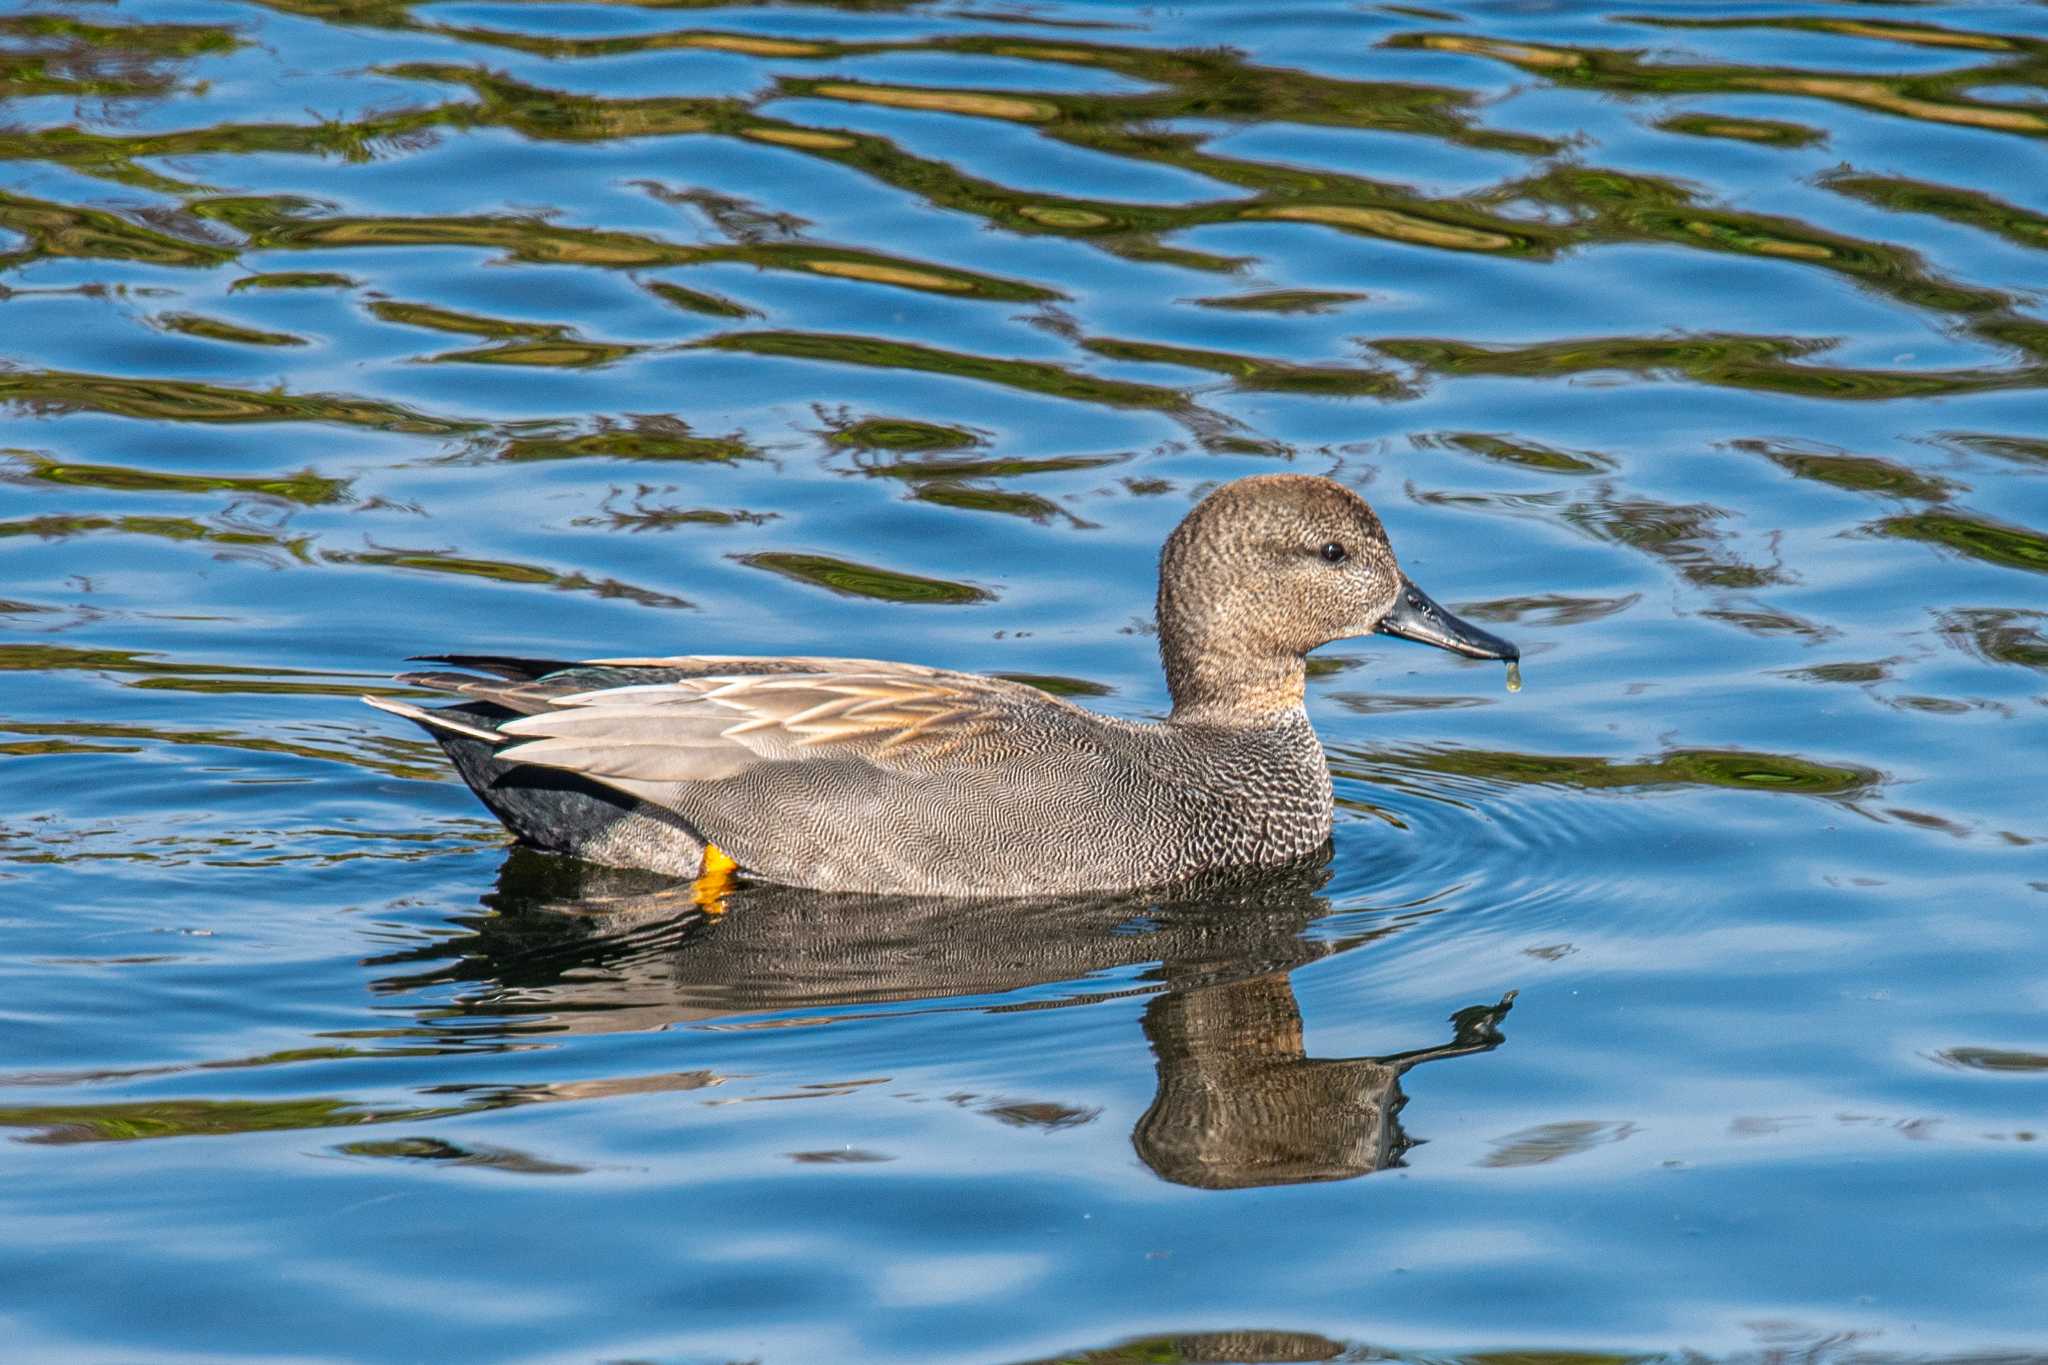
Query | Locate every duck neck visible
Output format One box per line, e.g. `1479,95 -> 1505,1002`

1160,621 -> 1309,728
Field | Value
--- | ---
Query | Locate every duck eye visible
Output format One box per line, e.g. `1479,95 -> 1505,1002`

1320,541 -> 1347,565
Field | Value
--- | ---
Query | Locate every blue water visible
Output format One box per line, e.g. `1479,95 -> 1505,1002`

3,0 -> 2047,1360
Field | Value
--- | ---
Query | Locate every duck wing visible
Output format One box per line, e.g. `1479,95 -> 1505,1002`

381,655 -> 1126,888
492,656 -> 1067,781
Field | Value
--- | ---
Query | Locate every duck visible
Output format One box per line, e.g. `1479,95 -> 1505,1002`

365,473 -> 1518,896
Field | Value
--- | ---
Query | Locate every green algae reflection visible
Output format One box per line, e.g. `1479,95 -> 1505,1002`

0,1082 -> 537,1143
0,369 -> 474,434
0,718 -> 441,779
5,453 -> 351,505
1937,1048 -> 2048,1073
191,193 -> 1054,302
1655,114 -> 1826,149
1011,1331 -> 1655,1365
1743,442 -> 1957,502
154,312 -> 310,347
908,482 -> 1087,526
642,279 -> 758,320
334,1136 -> 586,1176
11,28 -> 2040,397
1877,512 -> 2048,575
1630,13 -> 2038,57
1389,29 -> 2048,138
249,58 -> 1562,276
228,271 -> 356,293
1938,610 -> 2048,671
1825,174 -> 2048,254
1424,431 -> 1612,475
5,19 -> 2043,400
1190,289 -> 1372,314
287,15 -> 1559,159
0,644 -> 378,696
323,548 -> 692,609
738,553 -> 993,604
697,331 -> 1189,412
824,416 -> 985,452
369,299 -> 566,340
0,508 -> 697,609
1081,338 -> 1413,399
1942,433 -> 2048,468
575,495 -> 767,534
0,12 -> 239,62
1780,661 -> 1891,686
1008,1329 -> 1352,1365
773,41 -> 1556,154
428,339 -> 641,369
367,299 -> 640,366
996,673 -> 1113,698
1362,746 -> 1879,798
0,190 -> 235,269
1563,495 -> 1783,590
0,511 -> 314,561
846,452 -> 1124,482
0,1097 -> 447,1145
1375,332 -> 2043,402
1494,162 -> 2045,368
497,417 -> 755,465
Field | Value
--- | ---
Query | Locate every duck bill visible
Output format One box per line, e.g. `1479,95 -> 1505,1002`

1375,576 -> 1519,661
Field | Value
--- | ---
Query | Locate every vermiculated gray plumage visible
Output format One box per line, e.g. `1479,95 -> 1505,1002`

365,475 -> 1516,895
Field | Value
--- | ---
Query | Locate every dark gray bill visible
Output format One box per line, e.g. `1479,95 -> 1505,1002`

1376,576 -> 1519,661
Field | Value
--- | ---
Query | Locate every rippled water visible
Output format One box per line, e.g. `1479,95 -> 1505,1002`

3,0 -> 2047,1359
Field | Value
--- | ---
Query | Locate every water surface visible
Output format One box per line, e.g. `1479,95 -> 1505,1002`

3,0 -> 2047,1360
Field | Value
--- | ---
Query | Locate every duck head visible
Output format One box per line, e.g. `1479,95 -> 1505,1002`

1157,474 -> 1517,724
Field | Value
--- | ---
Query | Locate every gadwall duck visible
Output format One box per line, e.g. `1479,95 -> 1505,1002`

366,474 -> 1517,895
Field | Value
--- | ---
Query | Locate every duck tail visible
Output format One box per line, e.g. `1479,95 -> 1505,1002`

362,694 -> 504,745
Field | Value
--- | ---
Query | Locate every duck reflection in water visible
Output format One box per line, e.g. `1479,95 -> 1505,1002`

1137,970 -> 1510,1189
377,851 -> 1513,1189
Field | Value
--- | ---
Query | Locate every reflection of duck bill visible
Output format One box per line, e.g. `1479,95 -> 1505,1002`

1135,984 -> 1515,1189
1376,574 -> 1520,661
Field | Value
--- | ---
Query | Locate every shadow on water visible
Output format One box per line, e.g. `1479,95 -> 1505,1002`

0,852 -> 1514,1192
420,853 -> 1512,1191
